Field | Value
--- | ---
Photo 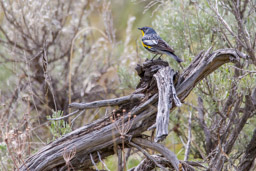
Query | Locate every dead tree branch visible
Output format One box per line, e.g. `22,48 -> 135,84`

132,138 -> 180,171
128,155 -> 173,171
209,85 -> 256,170
238,128 -> 256,171
154,67 -> 181,142
129,142 -> 168,171
19,49 -> 246,170
184,112 -> 192,161
197,96 -> 214,154
69,94 -> 145,109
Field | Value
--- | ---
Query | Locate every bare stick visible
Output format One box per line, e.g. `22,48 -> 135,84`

154,67 -> 181,142
97,151 -> 110,171
197,97 -> 213,154
206,0 -> 247,48
129,142 -> 168,171
69,94 -> 145,109
47,110 -> 80,121
117,146 -> 123,171
123,148 -> 132,169
184,112 -> 192,161
71,110 -> 86,124
129,154 -> 174,171
132,138 -> 180,171
90,153 -> 99,171
122,138 -> 126,171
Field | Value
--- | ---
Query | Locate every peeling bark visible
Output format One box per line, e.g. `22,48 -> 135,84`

19,49 -> 246,171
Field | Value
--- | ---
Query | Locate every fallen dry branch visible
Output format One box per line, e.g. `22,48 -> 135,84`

128,154 -> 200,171
19,48 -> 246,170
129,142 -> 168,171
132,138 -> 180,171
128,154 -> 174,171
69,94 -> 145,110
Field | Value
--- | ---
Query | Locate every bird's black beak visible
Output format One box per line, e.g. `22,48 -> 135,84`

138,27 -> 142,30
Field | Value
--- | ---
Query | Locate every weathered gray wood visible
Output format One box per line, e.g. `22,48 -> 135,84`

129,155 -> 203,171
176,49 -> 245,98
154,67 -> 181,142
132,138 -> 180,171
128,155 -> 174,171
19,49 -> 246,171
69,93 -> 145,109
129,142 -> 168,171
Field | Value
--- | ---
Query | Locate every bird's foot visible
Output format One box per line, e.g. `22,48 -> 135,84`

151,54 -> 158,61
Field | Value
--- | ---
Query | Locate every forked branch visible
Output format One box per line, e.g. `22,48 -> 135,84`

19,49 -> 246,171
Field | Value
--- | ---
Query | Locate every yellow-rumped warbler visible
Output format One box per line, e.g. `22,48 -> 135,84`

138,27 -> 183,63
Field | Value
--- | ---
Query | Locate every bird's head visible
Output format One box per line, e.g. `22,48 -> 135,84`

138,27 -> 156,36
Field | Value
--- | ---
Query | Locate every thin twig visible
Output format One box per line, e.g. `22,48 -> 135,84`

117,146 -> 123,171
132,138 -> 180,171
71,110 -> 86,125
130,142 -> 168,171
184,112 -> 192,161
47,110 -> 80,121
228,65 -> 256,73
97,151 -> 110,171
69,94 -> 145,109
68,26 -> 109,114
123,148 -> 132,169
122,137 -> 126,171
206,0 -> 247,48
90,153 -> 99,171
197,97 -> 213,154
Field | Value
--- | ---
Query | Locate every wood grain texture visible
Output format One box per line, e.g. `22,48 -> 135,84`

154,67 -> 180,142
19,49 -> 246,171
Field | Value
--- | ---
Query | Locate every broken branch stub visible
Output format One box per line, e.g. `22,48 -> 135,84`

154,67 -> 181,142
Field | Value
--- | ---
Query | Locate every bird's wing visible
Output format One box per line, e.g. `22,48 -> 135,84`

142,35 -> 159,46
142,35 -> 175,53
152,39 -> 175,53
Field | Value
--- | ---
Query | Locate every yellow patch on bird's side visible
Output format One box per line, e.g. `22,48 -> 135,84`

141,41 -> 151,49
140,30 -> 151,48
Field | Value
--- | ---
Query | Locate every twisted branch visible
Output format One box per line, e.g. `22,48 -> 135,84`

19,49 -> 246,171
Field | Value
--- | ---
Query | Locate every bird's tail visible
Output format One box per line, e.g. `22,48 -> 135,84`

165,51 -> 183,63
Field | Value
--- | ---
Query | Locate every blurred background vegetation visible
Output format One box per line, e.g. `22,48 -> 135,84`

0,0 -> 255,170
